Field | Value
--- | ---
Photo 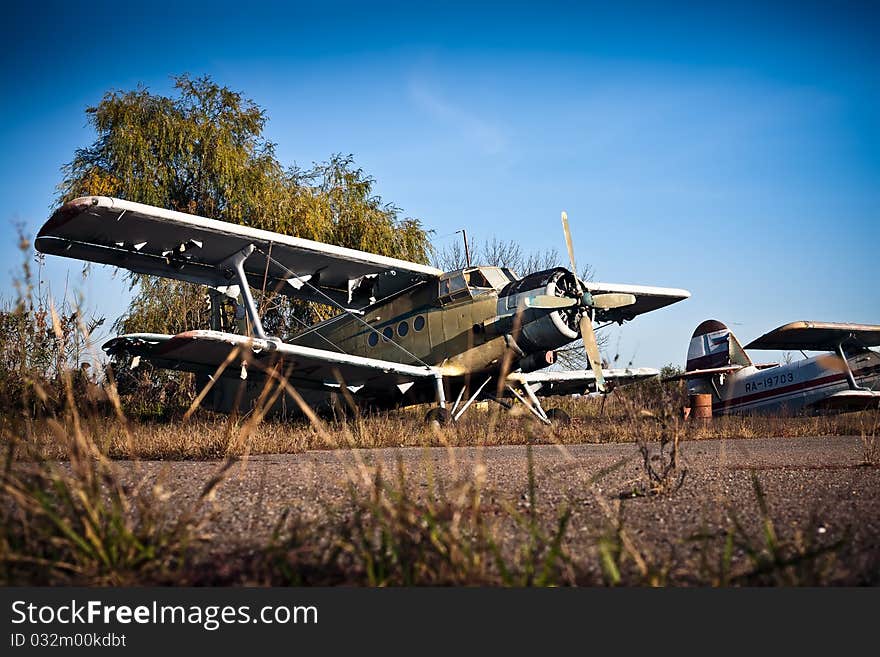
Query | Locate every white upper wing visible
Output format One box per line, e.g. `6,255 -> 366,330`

36,196 -> 442,309
744,321 -> 880,351
585,282 -> 691,323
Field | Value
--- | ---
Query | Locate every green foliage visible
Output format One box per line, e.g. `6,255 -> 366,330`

0,231 -> 104,417
659,362 -> 684,379
58,75 -> 432,338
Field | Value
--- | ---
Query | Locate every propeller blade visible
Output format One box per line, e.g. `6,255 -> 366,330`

579,313 -> 606,393
562,210 -> 605,392
523,294 -> 578,309
590,292 -> 636,310
560,211 -> 583,293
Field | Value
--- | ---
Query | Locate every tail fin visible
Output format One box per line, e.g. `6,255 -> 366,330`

687,319 -> 752,371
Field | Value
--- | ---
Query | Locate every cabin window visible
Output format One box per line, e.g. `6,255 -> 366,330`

382,326 -> 394,342
414,315 -> 426,331
398,321 -> 409,337
368,332 -> 379,347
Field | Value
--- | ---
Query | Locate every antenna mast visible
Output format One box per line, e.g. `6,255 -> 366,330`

456,229 -> 471,267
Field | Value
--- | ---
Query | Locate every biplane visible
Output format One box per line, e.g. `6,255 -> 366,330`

36,196 -> 690,424
668,319 -> 880,414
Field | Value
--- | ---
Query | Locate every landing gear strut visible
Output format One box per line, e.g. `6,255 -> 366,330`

506,382 -> 552,425
423,376 -> 571,427
424,373 -> 451,425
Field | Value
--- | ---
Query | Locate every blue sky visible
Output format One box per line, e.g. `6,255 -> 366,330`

2,0 -> 878,368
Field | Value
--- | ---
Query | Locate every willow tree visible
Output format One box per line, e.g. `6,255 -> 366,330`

58,75 -> 431,337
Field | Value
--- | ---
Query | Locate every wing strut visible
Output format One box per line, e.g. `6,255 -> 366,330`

836,341 -> 870,392
254,245 -> 431,368
220,245 -> 267,340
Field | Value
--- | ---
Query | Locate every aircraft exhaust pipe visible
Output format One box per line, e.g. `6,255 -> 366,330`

518,350 -> 556,373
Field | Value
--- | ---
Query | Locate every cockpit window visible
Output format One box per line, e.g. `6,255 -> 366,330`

500,267 -> 518,282
438,272 -> 469,301
438,267 -> 518,304
464,269 -> 492,289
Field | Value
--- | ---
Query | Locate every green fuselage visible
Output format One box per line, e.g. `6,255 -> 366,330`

291,283 -> 504,375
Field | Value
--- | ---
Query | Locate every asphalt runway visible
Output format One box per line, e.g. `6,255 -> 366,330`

125,434 -> 879,583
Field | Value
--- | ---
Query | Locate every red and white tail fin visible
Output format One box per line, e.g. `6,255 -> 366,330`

662,320 -> 753,387
687,319 -> 752,371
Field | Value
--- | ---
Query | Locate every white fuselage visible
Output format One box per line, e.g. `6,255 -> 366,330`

690,350 -> 880,415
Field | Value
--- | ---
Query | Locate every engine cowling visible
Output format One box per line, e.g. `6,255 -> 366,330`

497,268 -> 581,352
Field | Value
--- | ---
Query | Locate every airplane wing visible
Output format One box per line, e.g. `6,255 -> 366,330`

584,282 -> 691,323
506,367 -> 659,396
744,321 -> 880,351
36,196 -> 442,309
807,389 -> 880,412
104,330 -> 441,394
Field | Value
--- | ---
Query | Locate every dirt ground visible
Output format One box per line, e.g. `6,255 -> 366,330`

122,434 -> 880,584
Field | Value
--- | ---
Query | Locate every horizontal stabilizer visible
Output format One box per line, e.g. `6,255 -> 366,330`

663,365 -> 744,382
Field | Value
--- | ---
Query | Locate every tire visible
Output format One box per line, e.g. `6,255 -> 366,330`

545,408 -> 571,426
424,407 -> 451,426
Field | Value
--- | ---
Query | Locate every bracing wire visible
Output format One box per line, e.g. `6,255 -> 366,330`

253,246 -> 432,369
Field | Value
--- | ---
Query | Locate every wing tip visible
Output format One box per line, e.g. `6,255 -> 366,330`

40,196 -> 117,238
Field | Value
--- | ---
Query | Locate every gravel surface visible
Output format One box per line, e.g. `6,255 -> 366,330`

125,435 -> 880,583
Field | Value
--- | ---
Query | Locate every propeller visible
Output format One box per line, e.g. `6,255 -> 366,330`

589,292 -> 636,309
579,313 -> 606,392
560,211 -> 635,393
522,294 -> 578,309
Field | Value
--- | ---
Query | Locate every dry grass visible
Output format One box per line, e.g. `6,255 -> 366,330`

236,446 -> 579,586
7,402 -> 875,461
0,313 -> 228,585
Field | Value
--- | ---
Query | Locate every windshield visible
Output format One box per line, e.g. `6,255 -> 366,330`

439,272 -> 468,298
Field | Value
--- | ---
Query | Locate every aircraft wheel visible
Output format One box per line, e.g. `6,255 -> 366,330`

424,407 -> 451,426
545,408 -> 571,426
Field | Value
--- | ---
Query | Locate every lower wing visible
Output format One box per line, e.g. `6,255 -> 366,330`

807,389 -> 880,412
104,330 -> 440,398
506,368 -> 659,397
